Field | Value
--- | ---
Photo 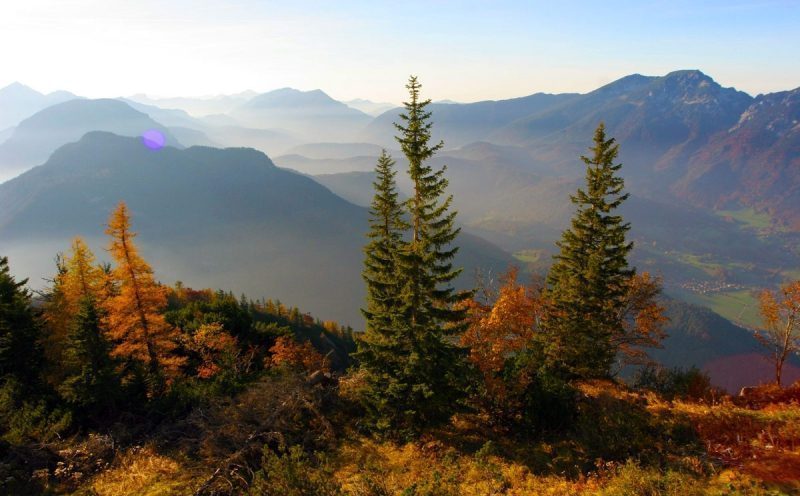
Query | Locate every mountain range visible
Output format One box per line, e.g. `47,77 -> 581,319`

0,82 -> 77,131
0,98 -> 179,181
1,70 -> 799,389
0,132 -> 511,327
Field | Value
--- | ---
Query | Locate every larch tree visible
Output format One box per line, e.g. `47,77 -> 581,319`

758,280 -> 800,386
43,238 -> 104,353
62,237 -> 105,307
545,123 -> 635,379
103,202 -> 184,394
358,76 -> 470,434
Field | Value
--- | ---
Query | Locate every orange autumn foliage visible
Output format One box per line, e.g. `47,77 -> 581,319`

613,272 -> 669,366
187,322 -> 238,379
461,267 -> 544,408
42,238 -> 106,381
103,202 -> 185,383
758,280 -> 800,386
62,237 -> 104,306
268,335 -> 328,373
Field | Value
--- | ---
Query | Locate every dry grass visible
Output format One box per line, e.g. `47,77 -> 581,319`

90,445 -> 198,496
79,380 -> 800,495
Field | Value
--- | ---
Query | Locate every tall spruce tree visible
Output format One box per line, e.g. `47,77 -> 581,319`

357,151 -> 408,431
357,76 -> 469,435
360,150 -> 405,342
545,123 -> 634,379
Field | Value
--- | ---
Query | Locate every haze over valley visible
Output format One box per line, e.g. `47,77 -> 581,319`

2,69 -> 800,389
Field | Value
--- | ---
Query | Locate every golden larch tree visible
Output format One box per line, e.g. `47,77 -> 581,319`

62,237 -> 105,308
103,202 -> 185,390
42,237 -> 106,383
759,280 -> 800,386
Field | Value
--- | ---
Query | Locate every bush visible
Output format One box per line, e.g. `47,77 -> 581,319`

0,379 -> 71,445
596,459 -> 705,496
248,444 -> 342,496
632,366 -> 715,401
516,368 -> 578,433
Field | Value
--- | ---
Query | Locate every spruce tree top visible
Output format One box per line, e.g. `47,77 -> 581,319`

395,76 -> 443,168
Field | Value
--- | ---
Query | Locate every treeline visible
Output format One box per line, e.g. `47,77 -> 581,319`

0,203 -> 355,445
352,77 -> 669,437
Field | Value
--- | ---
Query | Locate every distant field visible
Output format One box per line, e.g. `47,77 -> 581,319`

716,207 -> 774,231
512,248 -> 551,274
678,289 -> 763,329
513,249 -> 544,263
675,252 -> 726,278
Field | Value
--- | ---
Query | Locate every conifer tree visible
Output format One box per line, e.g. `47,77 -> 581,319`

62,237 -> 104,307
357,151 -> 409,430
360,151 -> 405,345
103,202 -> 184,394
0,256 -> 43,385
358,77 -> 469,434
545,123 -> 634,378
58,296 -> 118,414
42,239 -> 114,394
44,238 -> 105,355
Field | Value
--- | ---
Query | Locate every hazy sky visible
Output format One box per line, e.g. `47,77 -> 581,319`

1,0 -> 798,103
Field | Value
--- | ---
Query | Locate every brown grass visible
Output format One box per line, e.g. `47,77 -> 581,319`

90,445 -> 197,496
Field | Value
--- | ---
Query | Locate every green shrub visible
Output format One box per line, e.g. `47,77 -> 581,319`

632,366 -> 714,401
0,379 -> 71,445
597,459 -> 705,496
519,369 -> 578,433
248,444 -> 342,496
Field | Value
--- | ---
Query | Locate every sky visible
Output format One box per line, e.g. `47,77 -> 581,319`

1,0 -> 798,104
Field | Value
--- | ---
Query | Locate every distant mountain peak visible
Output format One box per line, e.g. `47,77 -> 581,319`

243,87 -> 341,109
0,81 -> 44,98
664,69 -> 711,80
593,73 -> 655,96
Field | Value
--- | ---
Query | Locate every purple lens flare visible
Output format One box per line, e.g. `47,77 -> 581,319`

141,129 -> 166,150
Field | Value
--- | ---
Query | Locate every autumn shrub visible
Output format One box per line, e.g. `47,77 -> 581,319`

735,382 -> 800,408
268,335 -> 329,373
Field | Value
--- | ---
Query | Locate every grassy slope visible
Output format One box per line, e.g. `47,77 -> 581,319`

78,381 -> 800,496
675,289 -> 763,330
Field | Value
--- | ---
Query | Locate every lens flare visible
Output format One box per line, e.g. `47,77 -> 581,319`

141,129 -> 166,150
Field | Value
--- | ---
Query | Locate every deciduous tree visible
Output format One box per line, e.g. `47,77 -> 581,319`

461,267 -> 545,422
103,202 -> 184,394
758,280 -> 800,386
613,272 -> 668,367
